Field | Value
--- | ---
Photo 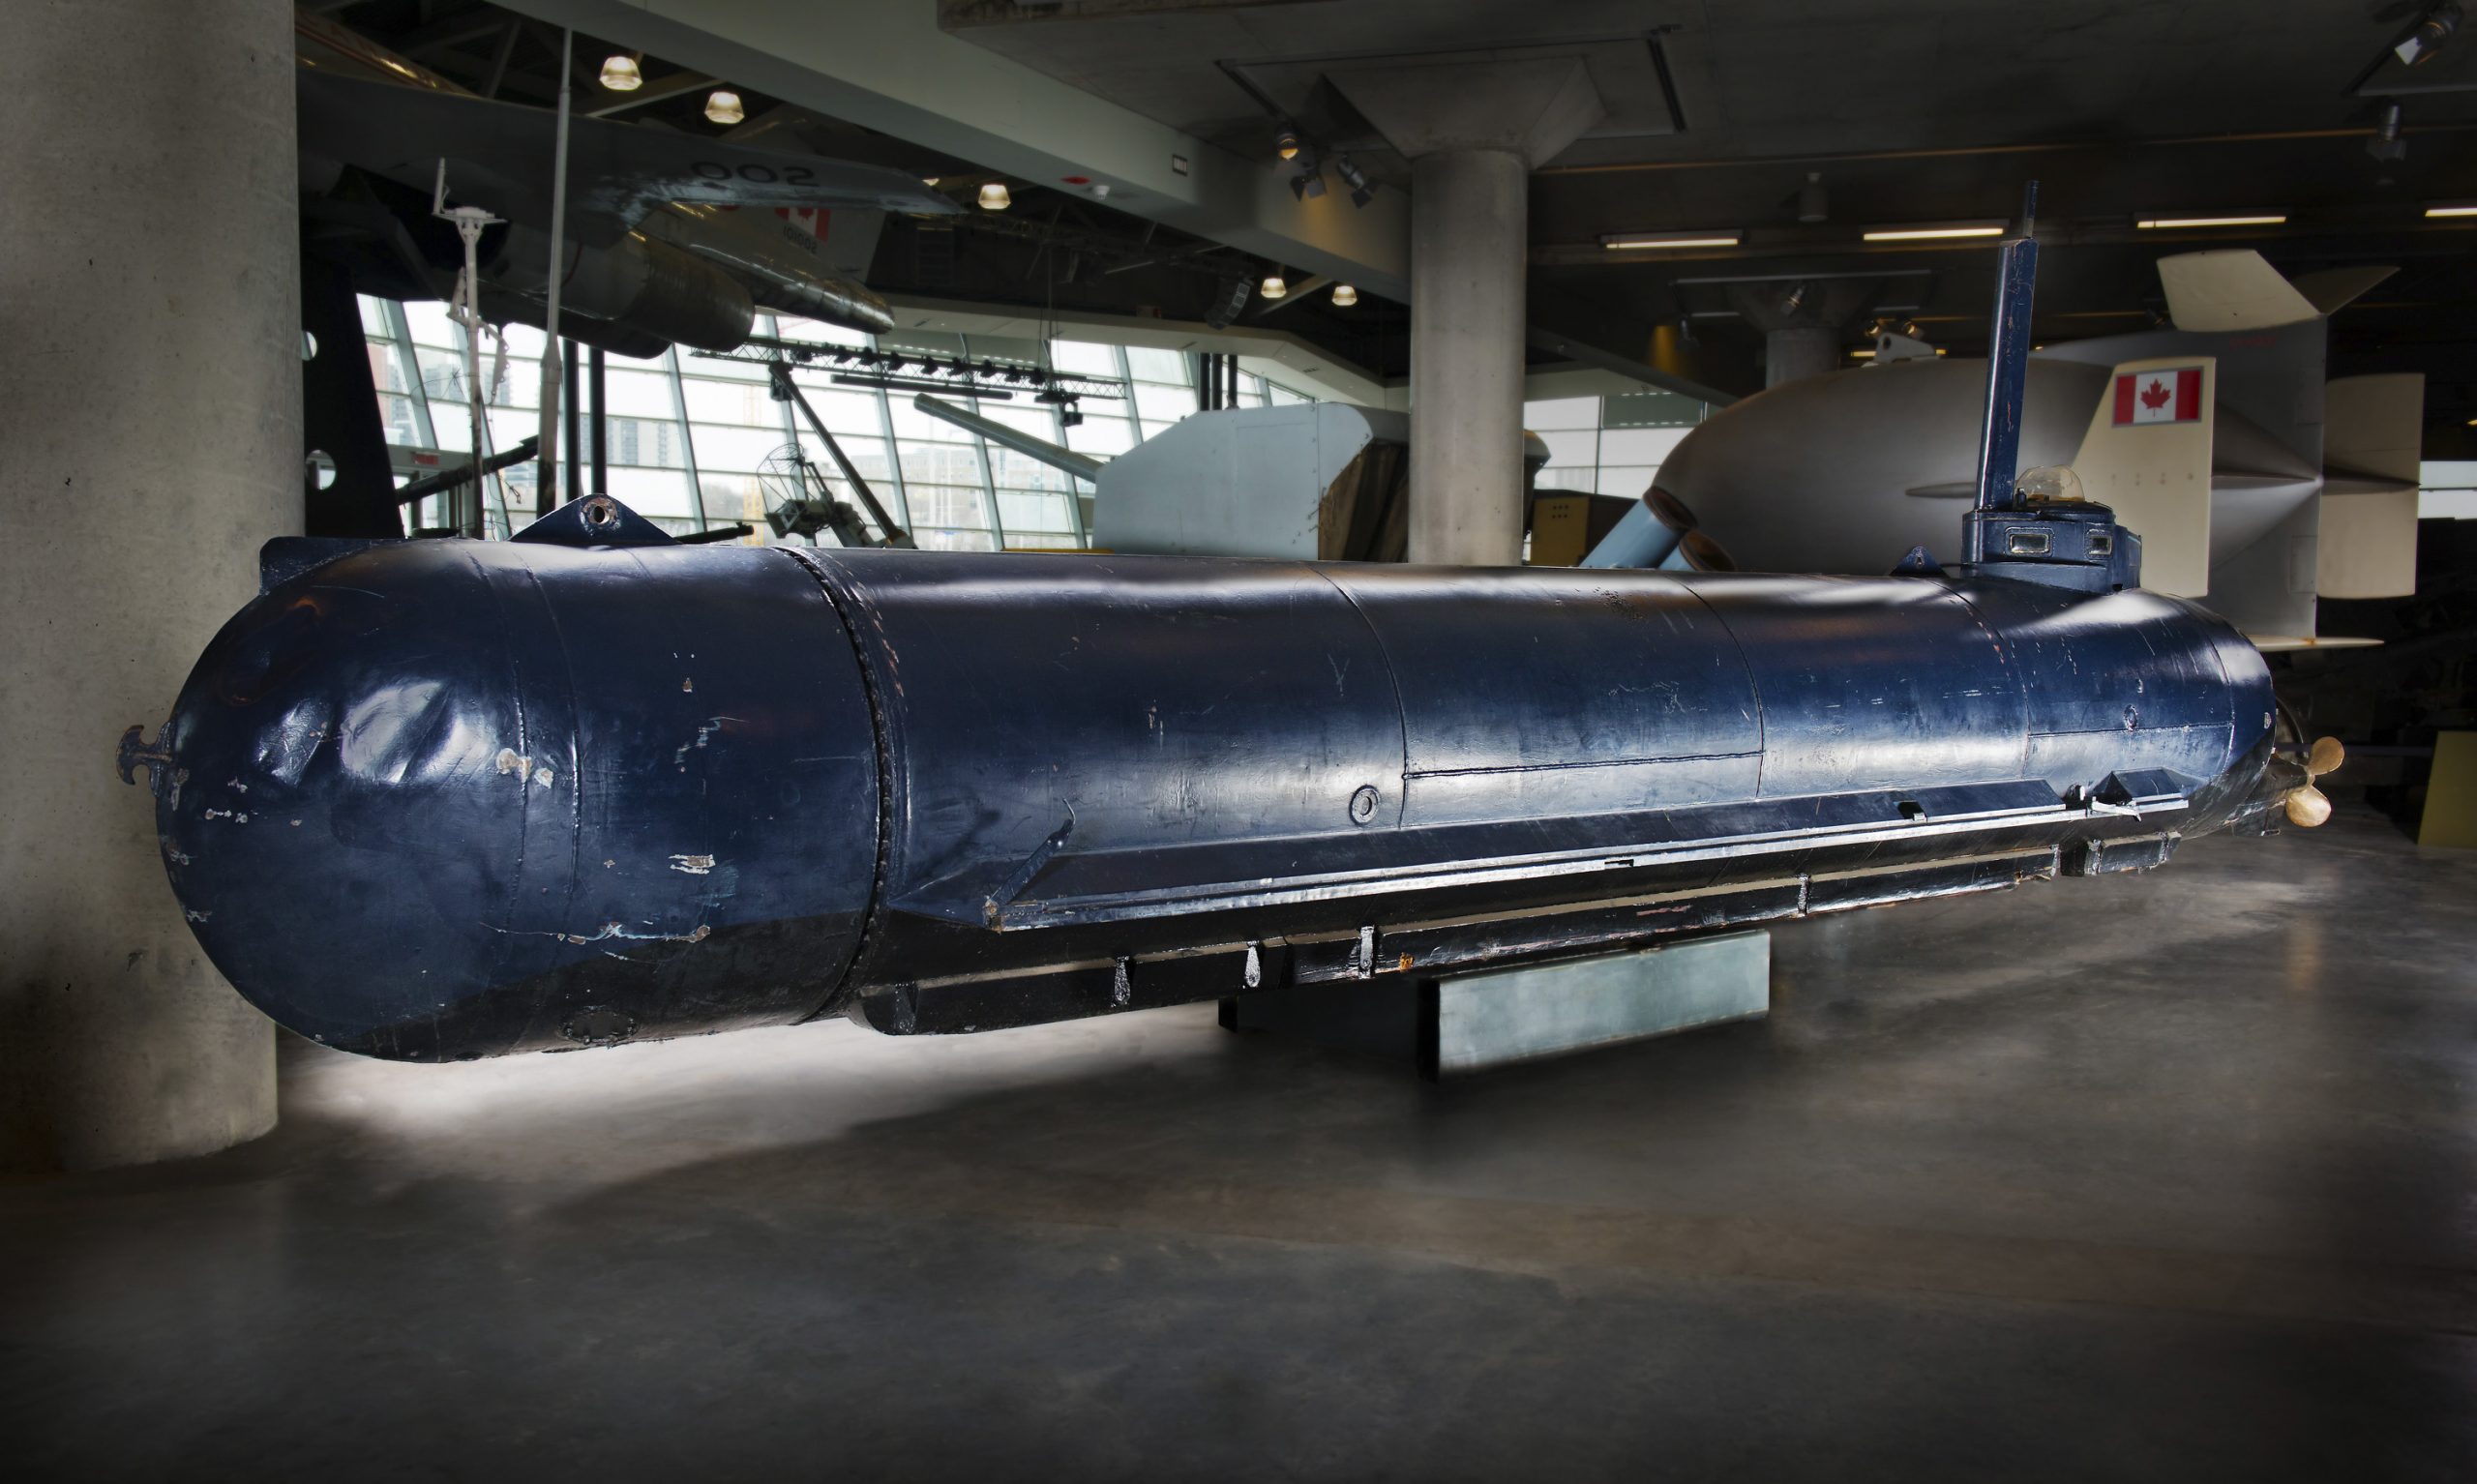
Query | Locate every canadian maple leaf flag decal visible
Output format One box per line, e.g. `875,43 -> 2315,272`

717,205 -> 833,240
773,206 -> 830,240
2112,367 -> 2202,426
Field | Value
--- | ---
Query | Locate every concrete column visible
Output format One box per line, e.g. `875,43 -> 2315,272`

1724,280 -> 1883,388
1405,149 -> 1530,565
1765,327 -> 1841,387
1332,59 -> 1602,567
0,0 -> 296,1169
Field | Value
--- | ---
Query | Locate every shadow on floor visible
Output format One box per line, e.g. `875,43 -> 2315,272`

3,816 -> 2472,1481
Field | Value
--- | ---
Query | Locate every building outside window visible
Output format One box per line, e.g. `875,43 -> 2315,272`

359,298 -> 1693,547
1522,392 -> 1707,502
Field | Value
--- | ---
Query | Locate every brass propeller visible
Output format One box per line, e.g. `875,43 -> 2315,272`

2285,735 -> 2345,828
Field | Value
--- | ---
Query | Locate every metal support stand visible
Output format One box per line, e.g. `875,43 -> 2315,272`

1221,931 -> 1771,1080
429,162 -> 501,539
563,343 -> 583,506
765,360 -> 916,548
394,436 -> 539,513
533,25 -> 575,518
588,345 -> 608,496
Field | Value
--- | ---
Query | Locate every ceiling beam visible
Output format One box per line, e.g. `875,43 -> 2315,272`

481,19 -> 522,100
1250,274 -> 1330,317
584,70 -> 724,118
1532,217 -> 2477,271
495,0 -> 1411,302
393,15 -> 515,59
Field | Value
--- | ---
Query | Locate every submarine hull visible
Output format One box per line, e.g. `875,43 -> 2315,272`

135,530 -> 2278,1060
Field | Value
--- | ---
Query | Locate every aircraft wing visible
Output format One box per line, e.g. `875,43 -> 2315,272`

297,68 -> 960,248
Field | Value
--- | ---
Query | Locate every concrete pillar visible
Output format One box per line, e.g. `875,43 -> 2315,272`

1405,149 -> 1529,565
0,0 -> 296,1169
1725,280 -> 1883,388
1765,327 -> 1841,387
1333,60 -> 1603,566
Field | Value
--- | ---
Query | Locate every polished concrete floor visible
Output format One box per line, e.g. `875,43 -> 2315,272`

4,812 -> 2473,1481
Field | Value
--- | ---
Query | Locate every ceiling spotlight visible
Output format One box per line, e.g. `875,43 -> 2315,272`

703,89 -> 744,125
1290,165 -> 1327,202
1331,283 -> 1358,307
1275,124 -> 1301,161
2395,2 -> 2462,65
1334,154 -> 1376,209
1260,274 -> 1288,300
2368,101 -> 2408,162
1797,170 -> 1828,223
1601,230 -> 1743,250
1861,220 -> 2006,241
978,181 -> 1012,211
2134,213 -> 2287,228
598,54 -> 643,91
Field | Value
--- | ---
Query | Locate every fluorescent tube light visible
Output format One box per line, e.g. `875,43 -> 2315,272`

1861,221 -> 2006,242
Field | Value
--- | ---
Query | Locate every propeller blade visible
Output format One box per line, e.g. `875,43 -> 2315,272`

2307,735 -> 2345,778
2284,784 -> 2333,828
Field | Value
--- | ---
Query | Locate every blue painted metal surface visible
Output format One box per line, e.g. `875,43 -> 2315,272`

139,535 -> 879,1057
123,494 -> 2286,1059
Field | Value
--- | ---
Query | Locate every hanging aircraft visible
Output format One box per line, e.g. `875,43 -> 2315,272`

290,10 -> 960,540
1601,251 -> 2425,650
293,10 -> 958,357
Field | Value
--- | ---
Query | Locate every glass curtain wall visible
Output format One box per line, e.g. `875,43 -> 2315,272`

1520,395 -> 1705,501
358,301 -> 1307,549
357,301 -> 1693,543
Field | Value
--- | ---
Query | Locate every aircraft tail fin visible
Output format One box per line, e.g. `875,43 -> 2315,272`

2159,251 -> 2320,332
763,205 -> 882,275
2290,265 -> 2398,316
2068,357 -> 2217,597
816,208 -> 885,280
2317,372 -> 2424,599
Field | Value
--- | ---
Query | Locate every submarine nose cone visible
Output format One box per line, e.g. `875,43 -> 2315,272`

152,542 -> 545,1058
143,538 -> 881,1061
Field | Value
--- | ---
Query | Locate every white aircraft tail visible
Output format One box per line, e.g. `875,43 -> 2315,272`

815,208 -> 885,280
2290,265 -> 2398,316
2158,252 -> 2320,332
2318,372 -> 2424,599
783,205 -> 885,277
2068,357 -> 2216,597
